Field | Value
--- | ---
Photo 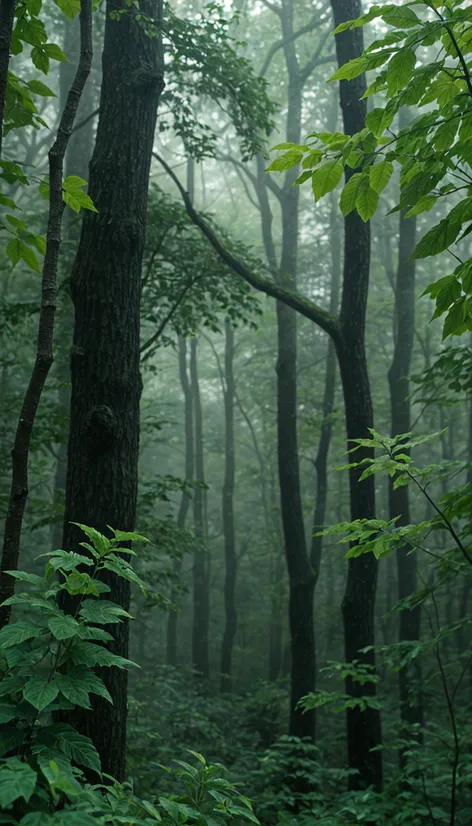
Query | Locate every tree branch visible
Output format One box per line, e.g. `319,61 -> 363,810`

153,152 -> 340,341
0,0 -> 94,628
259,13 -> 328,78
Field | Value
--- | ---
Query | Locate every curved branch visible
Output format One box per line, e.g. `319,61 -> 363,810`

154,152 -> 340,341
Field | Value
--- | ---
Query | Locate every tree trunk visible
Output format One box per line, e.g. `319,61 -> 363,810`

311,196 -> 341,581
0,0 -> 93,627
0,0 -> 15,157
61,0 -> 163,781
387,131 -> 424,760
190,337 -> 210,679
220,321 -> 237,692
331,0 -> 382,791
52,15 -> 95,552
166,336 -> 193,665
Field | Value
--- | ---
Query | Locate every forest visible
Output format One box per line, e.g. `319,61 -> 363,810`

0,0 -> 472,823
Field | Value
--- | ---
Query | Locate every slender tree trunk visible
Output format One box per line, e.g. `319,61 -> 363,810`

166,336 -> 193,665
190,337 -> 210,678
311,196 -> 341,580
0,0 -> 93,626
387,132 -> 424,759
331,0 -> 382,791
220,321 -> 237,692
0,0 -> 15,157
52,16 -> 95,551
61,0 -> 163,781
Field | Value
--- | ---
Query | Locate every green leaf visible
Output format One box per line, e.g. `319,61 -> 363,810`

79,599 -> 132,624
31,46 -> 49,74
266,150 -> 303,173
0,759 -> 37,808
331,56 -> 368,82
356,181 -> 379,222
0,621 -> 41,648
54,0 -> 81,17
21,813 -> 54,826
40,723 -> 101,773
70,523 -> 110,555
69,641 -> 137,669
56,665 -> 112,706
387,49 -> 416,95
0,727 -> 25,757
340,173 -> 364,216
48,614 -> 80,640
110,527 -> 149,543
413,219 -> 460,258
27,79 -> 55,96
23,677 -> 59,711
311,159 -> 344,200
443,299 -> 466,339
382,6 -> 420,28
44,43 -> 68,61
369,159 -> 393,194
0,704 -> 18,724
404,195 -> 437,218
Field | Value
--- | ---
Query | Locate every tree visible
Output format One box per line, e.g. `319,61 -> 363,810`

61,0 -> 164,780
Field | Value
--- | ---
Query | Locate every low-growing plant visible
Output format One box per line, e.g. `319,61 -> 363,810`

0,525 -> 260,826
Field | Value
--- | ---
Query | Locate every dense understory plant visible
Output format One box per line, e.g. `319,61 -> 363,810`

0,524 -> 260,826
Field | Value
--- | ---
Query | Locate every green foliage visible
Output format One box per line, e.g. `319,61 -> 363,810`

268,0 -> 472,339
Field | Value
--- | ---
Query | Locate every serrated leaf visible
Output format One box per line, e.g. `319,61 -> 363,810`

39,723 -> 101,773
311,159 -> 344,200
413,219 -> 460,258
340,173 -> 364,216
0,759 -> 36,808
404,195 -> 437,218
387,49 -> 416,95
69,641 -> 137,669
356,182 -> 379,222
56,664 -> 112,706
369,159 -> 393,194
23,677 -> 59,711
79,599 -> 132,624
0,621 -> 41,648
48,614 -> 79,640
71,523 -> 110,555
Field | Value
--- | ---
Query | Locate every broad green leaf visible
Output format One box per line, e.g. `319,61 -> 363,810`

48,614 -> 79,640
40,723 -> 101,773
69,640 -> 137,669
18,240 -> 40,271
404,195 -> 437,218
44,43 -> 68,61
382,5 -> 420,28
53,0 -> 81,17
0,727 -> 25,757
27,79 -> 55,96
79,599 -> 132,624
0,621 -> 41,648
330,56 -> 368,82
356,181 -> 379,221
387,49 -> 416,95
6,239 -> 21,266
266,150 -> 303,173
311,159 -> 344,200
369,159 -> 394,193
21,813 -> 54,825
56,665 -> 112,706
70,523 -> 110,555
23,677 -> 59,711
0,704 -> 18,724
413,219 -> 460,258
31,46 -> 49,73
0,759 -> 37,808
442,299 -> 466,339
340,173 -> 364,216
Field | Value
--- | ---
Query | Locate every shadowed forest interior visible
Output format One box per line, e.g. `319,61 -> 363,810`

1,0 -> 472,823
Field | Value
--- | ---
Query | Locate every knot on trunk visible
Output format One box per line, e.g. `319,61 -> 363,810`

84,405 -> 117,454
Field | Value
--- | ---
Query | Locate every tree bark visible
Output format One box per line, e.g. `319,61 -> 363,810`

61,0 -> 163,781
387,123 -> 423,761
0,0 -> 93,627
0,0 -> 15,157
190,337 -> 210,678
331,0 -> 382,791
166,335 -> 193,666
220,321 -> 237,692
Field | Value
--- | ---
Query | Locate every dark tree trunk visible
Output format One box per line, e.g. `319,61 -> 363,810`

331,0 -> 382,791
387,134 -> 424,760
61,0 -> 163,781
190,338 -> 210,679
0,0 -> 15,157
311,196 -> 341,581
0,0 -> 93,627
268,552 -> 284,681
220,321 -> 237,692
166,336 -> 193,666
52,16 -> 95,552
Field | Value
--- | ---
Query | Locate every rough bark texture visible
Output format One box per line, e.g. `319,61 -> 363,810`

0,0 -> 15,157
0,0 -> 93,627
61,0 -> 163,781
190,338 -> 210,678
388,148 -> 423,759
331,0 -> 382,791
220,321 -> 237,692
166,336 -> 193,665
